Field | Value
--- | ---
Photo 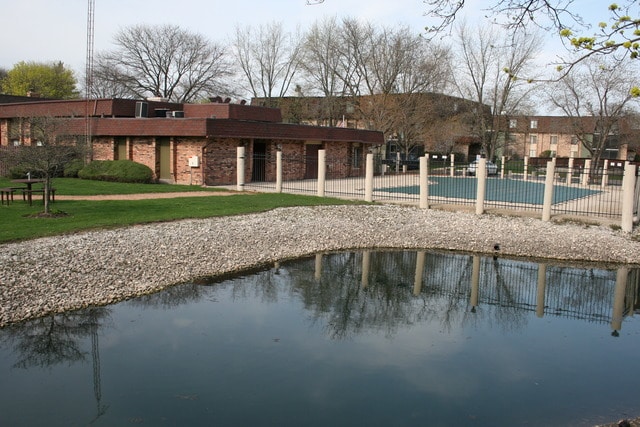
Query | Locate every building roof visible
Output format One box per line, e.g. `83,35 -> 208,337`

0,98 -> 384,145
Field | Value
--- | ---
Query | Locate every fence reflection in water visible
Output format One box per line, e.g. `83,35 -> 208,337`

308,250 -> 639,336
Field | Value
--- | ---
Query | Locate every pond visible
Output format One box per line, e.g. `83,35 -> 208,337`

0,250 -> 639,426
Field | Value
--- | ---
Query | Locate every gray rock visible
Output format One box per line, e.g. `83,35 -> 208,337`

1,205 -> 639,327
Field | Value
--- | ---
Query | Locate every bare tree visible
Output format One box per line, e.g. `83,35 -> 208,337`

334,17 -> 376,98
93,24 -> 232,102
424,0 -> 584,34
424,1 -> 639,81
453,23 -> 543,160
547,57 -> 640,169
332,21 -> 453,157
5,116 -> 85,214
299,17 -> 347,125
231,22 -> 303,106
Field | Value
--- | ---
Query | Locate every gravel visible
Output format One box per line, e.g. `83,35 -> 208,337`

1,204 -> 640,327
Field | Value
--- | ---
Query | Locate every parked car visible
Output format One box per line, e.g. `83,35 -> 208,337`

468,160 -> 498,176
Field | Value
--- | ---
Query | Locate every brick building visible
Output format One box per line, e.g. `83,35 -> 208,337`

0,98 -> 384,185
497,115 -> 640,161
254,93 -> 491,161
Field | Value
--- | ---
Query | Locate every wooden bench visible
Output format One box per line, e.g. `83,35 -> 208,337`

22,188 -> 56,206
0,188 -> 16,205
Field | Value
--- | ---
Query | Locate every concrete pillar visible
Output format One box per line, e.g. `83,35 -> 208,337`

581,159 -> 591,186
475,158 -> 487,215
314,253 -> 323,281
542,160 -> 555,222
275,150 -> 283,193
365,153 -> 374,202
236,146 -> 245,192
500,156 -> 506,179
601,159 -> 609,188
611,267 -> 629,333
361,250 -> 371,289
536,263 -> 547,318
419,156 -> 429,209
470,256 -> 480,311
317,149 -> 326,197
523,156 -> 529,182
621,163 -> 636,233
567,157 -> 574,186
414,251 -> 425,296
450,154 -> 455,177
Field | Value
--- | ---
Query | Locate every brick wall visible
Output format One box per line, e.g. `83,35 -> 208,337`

203,139 -> 239,186
91,137 -> 372,186
174,139 -> 205,185
92,138 -> 115,161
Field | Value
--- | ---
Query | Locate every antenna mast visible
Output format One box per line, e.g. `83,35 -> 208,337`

85,0 -> 95,153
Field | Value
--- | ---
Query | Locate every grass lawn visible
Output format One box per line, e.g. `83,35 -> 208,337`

0,177 -> 225,196
0,178 -> 358,243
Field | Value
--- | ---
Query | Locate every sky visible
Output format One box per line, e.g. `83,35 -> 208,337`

0,0 -> 606,81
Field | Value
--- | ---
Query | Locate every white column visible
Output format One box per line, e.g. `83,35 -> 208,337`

475,158 -> 487,215
275,150 -> 283,193
470,256 -> 480,311
361,250 -> 371,289
414,251 -> 426,296
236,146 -> 245,192
601,159 -> 609,188
567,157 -> 574,186
536,263 -> 547,318
523,156 -> 529,182
364,153 -> 374,202
419,156 -> 429,209
314,253 -> 323,281
621,163 -> 636,233
611,267 -> 629,333
581,159 -> 591,186
500,155 -> 506,179
542,160 -> 555,222
450,154 -> 455,177
317,149 -> 326,197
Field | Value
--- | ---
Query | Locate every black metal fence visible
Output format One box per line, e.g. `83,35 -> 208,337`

245,154 -> 636,220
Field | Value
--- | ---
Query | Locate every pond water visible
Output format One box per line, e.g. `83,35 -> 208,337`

1,250 -> 639,427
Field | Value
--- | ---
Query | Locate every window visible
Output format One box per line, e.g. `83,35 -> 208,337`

530,135 -> 537,145
529,148 -> 537,157
530,120 -> 538,129
12,140 -> 20,146
509,119 -> 517,129
352,146 -> 362,168
571,136 -> 578,145
550,135 -> 558,146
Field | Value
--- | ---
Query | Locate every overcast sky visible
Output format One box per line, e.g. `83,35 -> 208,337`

1,0 -> 604,78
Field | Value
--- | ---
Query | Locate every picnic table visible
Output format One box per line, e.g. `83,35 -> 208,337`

10,179 -> 50,206
0,187 -> 15,205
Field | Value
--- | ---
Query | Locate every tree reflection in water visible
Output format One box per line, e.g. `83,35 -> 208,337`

0,251 -> 638,426
0,307 -> 111,423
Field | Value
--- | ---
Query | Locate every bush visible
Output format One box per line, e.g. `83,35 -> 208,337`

8,165 -> 46,179
63,159 -> 85,178
78,160 -> 154,183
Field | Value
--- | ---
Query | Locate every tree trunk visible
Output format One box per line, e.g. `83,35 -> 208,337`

43,177 -> 50,214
